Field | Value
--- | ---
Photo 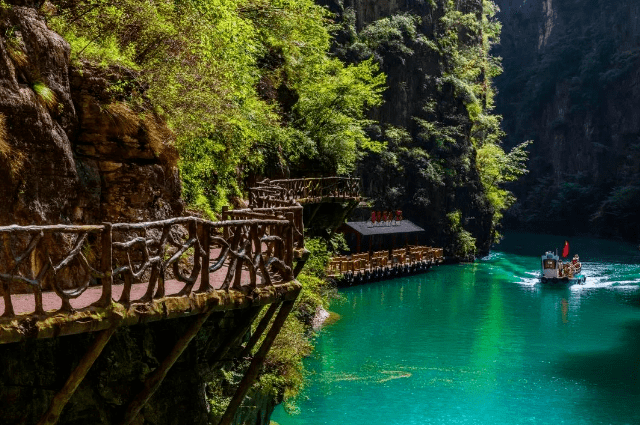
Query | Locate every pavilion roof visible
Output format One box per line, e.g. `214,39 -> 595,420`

342,220 -> 425,236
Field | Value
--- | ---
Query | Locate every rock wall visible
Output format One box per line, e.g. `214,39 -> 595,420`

493,0 -> 640,240
0,2 -> 182,226
69,63 -> 183,223
0,308 -> 264,425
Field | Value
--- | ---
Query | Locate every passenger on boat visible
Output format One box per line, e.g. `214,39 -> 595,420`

572,255 -> 581,273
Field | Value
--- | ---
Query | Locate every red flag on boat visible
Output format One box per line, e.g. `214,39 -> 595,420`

562,241 -> 570,258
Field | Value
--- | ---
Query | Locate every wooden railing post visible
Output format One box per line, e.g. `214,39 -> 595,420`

197,221 -> 211,293
1,279 -> 14,318
295,206 -> 304,249
222,206 -> 229,240
285,212 -> 294,268
95,223 -> 113,308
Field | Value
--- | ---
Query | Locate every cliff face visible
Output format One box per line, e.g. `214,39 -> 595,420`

0,309 -> 264,425
0,3 -> 182,226
320,0 -> 495,255
493,0 -> 640,240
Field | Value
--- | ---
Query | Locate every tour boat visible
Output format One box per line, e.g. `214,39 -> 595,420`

540,251 -> 586,284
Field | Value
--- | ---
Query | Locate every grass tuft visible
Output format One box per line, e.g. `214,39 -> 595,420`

0,113 -> 8,156
142,114 -> 178,167
7,45 -> 28,68
32,81 -> 58,110
0,113 -> 25,177
104,102 -> 138,135
4,26 -> 29,68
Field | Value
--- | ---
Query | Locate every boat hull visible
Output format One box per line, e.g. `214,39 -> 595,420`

541,274 -> 586,284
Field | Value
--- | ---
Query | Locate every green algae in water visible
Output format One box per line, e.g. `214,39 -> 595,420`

272,232 -> 640,425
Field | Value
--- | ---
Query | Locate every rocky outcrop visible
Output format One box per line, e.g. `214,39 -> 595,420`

0,3 -> 182,226
494,0 -> 640,240
69,63 -> 183,223
0,4 -> 81,224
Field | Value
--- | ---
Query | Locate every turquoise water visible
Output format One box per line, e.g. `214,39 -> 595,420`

271,233 -> 640,425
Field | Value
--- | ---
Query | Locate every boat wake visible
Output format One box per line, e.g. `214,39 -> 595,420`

486,253 -> 640,292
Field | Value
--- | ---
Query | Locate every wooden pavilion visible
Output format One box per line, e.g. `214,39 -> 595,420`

339,219 -> 426,253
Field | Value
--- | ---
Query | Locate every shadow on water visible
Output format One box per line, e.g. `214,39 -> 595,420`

612,290 -> 640,309
553,320 -> 640,420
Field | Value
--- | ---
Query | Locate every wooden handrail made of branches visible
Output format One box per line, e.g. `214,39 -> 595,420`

252,177 -> 361,205
222,206 -> 305,253
0,216 -> 298,328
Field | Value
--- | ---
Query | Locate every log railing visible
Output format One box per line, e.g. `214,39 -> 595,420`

0,216 -> 297,320
250,177 -> 361,206
222,206 -> 305,253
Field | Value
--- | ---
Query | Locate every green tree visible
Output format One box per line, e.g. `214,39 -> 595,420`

49,0 -> 385,215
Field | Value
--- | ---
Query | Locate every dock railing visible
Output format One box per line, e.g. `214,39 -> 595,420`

327,246 -> 444,281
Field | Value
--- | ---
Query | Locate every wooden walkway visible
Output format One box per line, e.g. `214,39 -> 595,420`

0,212 -> 305,425
0,216 -> 301,345
249,177 -> 360,207
0,176 -> 364,425
0,250 -> 292,315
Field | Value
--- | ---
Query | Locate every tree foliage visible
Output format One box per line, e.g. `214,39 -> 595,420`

48,0 -> 385,215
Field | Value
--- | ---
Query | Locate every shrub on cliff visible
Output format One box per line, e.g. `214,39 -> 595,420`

205,237 -> 341,419
335,0 -> 530,253
258,237 -> 341,411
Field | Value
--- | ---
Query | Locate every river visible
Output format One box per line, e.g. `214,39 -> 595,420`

271,232 -> 640,425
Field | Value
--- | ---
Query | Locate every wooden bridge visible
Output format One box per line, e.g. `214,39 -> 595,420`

249,177 -> 361,239
249,177 -> 361,207
0,212 -> 302,425
328,246 -> 444,285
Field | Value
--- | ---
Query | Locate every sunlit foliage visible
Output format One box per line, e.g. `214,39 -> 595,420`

48,0 -> 384,216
